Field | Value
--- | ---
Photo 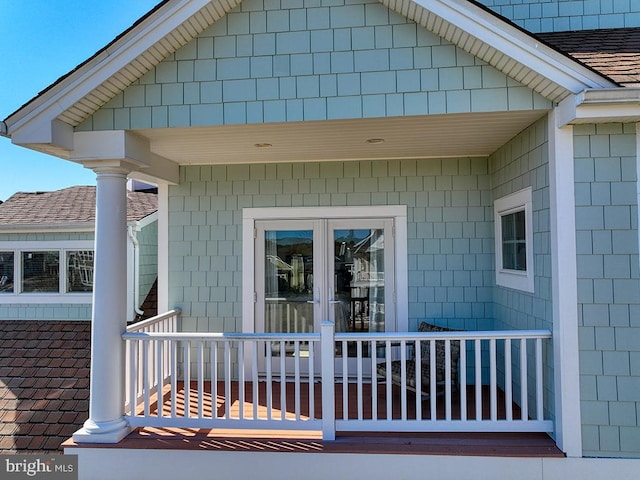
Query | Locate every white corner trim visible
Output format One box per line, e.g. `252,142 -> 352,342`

636,123 -> 640,273
548,109 -> 582,457
157,184 -> 169,313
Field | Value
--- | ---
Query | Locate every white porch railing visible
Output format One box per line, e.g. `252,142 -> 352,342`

123,312 -> 553,438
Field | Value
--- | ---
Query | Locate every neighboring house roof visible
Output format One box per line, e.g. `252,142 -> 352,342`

539,27 -> 640,87
0,186 -> 157,228
0,321 -> 90,454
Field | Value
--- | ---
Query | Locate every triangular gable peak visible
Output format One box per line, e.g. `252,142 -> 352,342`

2,0 -> 615,150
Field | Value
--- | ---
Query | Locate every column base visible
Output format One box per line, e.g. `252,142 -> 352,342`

72,417 -> 132,444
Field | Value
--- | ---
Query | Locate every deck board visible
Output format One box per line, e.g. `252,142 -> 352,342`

64,380 -> 563,458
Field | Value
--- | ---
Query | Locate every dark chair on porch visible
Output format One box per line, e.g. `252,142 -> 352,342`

376,322 -> 461,398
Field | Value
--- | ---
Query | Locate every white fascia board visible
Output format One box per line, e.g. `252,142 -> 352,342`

135,211 -> 159,230
556,88 -> 640,126
5,0 -> 214,141
403,0 -> 616,93
0,223 -> 95,234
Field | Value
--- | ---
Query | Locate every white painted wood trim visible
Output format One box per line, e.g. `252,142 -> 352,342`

156,184 -> 169,313
548,109 -> 582,457
242,206 -> 408,334
636,123 -> 640,273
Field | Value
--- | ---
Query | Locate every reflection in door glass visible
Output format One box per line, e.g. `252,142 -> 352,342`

265,230 -> 314,357
334,229 -> 385,357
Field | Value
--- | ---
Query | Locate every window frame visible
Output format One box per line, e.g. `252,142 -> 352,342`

0,241 -> 94,303
494,187 -> 534,293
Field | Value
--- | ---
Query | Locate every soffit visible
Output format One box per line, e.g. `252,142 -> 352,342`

136,110 -> 546,165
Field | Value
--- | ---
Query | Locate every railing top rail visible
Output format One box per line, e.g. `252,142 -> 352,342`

122,331 -> 321,341
122,328 -> 551,341
126,309 -> 182,333
334,329 -> 553,341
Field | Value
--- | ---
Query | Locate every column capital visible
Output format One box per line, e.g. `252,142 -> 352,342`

83,159 -> 136,176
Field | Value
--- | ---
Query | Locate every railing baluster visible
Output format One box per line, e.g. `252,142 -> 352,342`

294,341 -> 301,420
143,340 -> 150,417
520,338 -> 528,421
266,340 -> 272,421
280,340 -> 286,421
197,342 -> 204,418
183,340 -> 190,419
171,340 -> 177,419
400,339 -> 407,421
385,340 -> 391,421
342,340 -> 348,421
252,340 -> 259,420
211,339 -> 217,419
490,338 -> 497,422
505,338 -> 513,421
224,341 -> 231,420
156,340 -> 164,419
371,339 -> 378,422
357,340 -> 363,421
430,339 -> 436,421
308,341 -> 315,421
460,339 -> 467,421
238,341 -> 245,421
445,339 -> 452,421
475,338 -> 482,421
128,340 -> 137,417
536,338 -> 544,421
415,338 -> 421,421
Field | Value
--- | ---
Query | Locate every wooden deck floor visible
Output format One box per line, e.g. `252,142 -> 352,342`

64,381 -> 563,457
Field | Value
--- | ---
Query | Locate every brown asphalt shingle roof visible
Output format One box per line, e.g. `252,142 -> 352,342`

0,186 -> 157,227
539,27 -> 640,87
0,321 -> 90,454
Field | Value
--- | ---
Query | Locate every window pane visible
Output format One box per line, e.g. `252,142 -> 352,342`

67,251 -> 94,292
501,210 -> 526,272
22,251 -> 59,293
0,252 -> 14,293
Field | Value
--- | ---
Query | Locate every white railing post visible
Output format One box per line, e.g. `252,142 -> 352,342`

321,321 -> 336,440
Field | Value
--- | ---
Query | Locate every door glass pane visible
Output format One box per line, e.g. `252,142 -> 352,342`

22,251 -> 59,293
334,229 -> 385,357
264,230 -> 314,357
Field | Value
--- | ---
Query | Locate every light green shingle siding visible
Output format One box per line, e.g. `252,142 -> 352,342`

168,157 -> 496,335
476,0 -> 640,32
574,123 -> 640,458
78,0 -> 550,132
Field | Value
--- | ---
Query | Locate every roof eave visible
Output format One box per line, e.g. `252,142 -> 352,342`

557,87 -> 640,125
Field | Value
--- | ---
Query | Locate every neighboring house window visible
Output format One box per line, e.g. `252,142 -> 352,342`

67,251 -> 94,293
0,242 -> 94,301
0,252 -> 14,293
494,187 -> 534,293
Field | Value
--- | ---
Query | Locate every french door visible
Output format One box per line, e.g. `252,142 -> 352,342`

254,217 -> 395,375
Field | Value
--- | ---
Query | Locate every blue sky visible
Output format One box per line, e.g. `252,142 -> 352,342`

0,0 -> 160,201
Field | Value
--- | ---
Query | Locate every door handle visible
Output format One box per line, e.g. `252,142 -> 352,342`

329,300 -> 341,304
307,300 -> 319,304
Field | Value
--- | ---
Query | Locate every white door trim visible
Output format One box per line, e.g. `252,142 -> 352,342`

242,206 -> 408,335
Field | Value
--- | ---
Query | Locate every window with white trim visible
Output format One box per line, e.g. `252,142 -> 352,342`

0,242 -> 94,300
494,187 -> 534,293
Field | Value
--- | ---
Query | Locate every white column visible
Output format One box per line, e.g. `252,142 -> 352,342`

636,123 -> 640,272
73,166 -> 132,443
548,110 -> 583,457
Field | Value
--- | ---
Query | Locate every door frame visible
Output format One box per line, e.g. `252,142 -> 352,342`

242,205 -> 408,337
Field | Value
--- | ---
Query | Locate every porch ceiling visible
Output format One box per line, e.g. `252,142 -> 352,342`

135,110 -> 546,165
